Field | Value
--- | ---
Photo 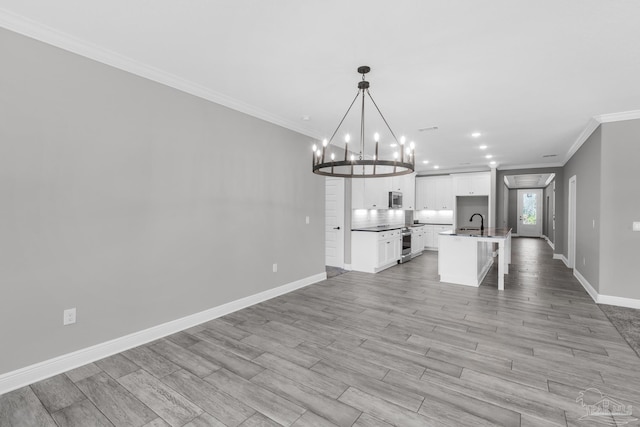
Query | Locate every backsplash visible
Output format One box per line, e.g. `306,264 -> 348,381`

415,209 -> 454,224
352,209 -> 406,228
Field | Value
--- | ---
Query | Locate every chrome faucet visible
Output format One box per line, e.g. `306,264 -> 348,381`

469,213 -> 484,233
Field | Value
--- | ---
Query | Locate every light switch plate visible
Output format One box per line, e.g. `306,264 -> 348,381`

633,221 -> 640,232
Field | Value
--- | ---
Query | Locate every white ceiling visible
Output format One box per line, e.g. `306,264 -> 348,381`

2,1 -> 640,173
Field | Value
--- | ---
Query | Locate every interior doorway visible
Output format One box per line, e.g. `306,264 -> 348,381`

325,177 -> 345,268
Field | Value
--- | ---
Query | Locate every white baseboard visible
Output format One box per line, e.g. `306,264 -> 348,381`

597,294 -> 640,309
573,269 -> 640,309
542,235 -> 555,250
573,269 -> 599,303
343,263 -> 352,271
553,253 -> 569,267
0,272 -> 326,395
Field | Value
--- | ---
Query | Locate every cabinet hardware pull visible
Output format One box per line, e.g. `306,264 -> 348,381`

333,226 -> 341,230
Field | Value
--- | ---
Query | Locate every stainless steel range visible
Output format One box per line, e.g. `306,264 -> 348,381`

400,226 -> 412,263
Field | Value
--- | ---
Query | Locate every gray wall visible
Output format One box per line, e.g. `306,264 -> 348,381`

456,196 -> 489,228
508,189 -> 518,232
563,126 -> 602,292
599,120 -> 640,299
0,28 -> 325,375
496,167 -> 564,255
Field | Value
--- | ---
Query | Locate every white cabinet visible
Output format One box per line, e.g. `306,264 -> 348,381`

452,172 -> 490,196
411,226 -> 426,254
352,178 -> 388,209
352,229 -> 402,273
415,176 -> 453,210
364,178 -> 389,209
352,174 -> 415,210
415,177 -> 436,210
435,177 -> 453,209
422,224 -> 454,250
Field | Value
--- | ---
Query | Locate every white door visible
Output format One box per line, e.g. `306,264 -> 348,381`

517,189 -> 543,237
568,176 -> 577,268
325,177 -> 345,268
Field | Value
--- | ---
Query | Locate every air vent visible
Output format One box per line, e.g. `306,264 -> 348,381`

542,154 -> 558,158
418,126 -> 439,132
459,162 -> 471,165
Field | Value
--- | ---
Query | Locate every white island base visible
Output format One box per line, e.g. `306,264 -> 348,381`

438,229 -> 512,290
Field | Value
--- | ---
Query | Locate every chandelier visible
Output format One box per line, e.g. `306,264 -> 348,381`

312,66 -> 415,178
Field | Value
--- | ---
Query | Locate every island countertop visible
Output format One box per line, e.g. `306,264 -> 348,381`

440,227 -> 512,238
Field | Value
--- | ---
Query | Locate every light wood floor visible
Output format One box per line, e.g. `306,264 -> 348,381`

2,238 -> 639,426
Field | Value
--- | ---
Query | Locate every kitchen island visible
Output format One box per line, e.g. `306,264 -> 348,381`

438,228 -> 512,290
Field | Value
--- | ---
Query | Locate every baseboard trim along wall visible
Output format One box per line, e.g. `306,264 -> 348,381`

542,235 -> 555,250
573,269 -> 640,309
553,253 -> 569,267
0,272 -> 327,395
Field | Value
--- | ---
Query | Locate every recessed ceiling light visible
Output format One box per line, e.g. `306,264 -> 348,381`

472,132 -> 482,138
434,165 -> 440,169
485,154 -> 493,159
390,143 -> 397,148
479,145 -> 487,150
302,115 -> 311,121
490,161 -> 496,165
422,160 -> 429,164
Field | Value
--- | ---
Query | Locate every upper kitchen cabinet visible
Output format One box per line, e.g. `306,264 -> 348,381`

452,172 -> 490,196
352,174 -> 415,210
435,176 -> 453,209
415,176 -> 453,210
391,173 -> 415,210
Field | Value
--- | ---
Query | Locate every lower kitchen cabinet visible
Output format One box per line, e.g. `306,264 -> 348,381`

352,230 -> 402,273
411,226 -> 426,255
422,224 -> 454,250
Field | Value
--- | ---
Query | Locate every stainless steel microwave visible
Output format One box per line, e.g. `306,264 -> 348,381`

389,191 -> 403,208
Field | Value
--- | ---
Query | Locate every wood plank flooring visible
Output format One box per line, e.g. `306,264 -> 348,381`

2,238 -> 640,426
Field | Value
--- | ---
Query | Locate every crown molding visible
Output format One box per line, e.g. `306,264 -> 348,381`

595,110 -> 640,123
497,162 -> 564,171
564,110 -> 640,165
563,117 -> 601,165
0,9 -> 323,141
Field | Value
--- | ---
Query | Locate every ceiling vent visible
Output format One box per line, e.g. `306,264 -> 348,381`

418,126 -> 439,132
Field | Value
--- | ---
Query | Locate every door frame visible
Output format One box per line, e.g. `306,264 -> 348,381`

568,175 -> 577,269
516,188 -> 543,237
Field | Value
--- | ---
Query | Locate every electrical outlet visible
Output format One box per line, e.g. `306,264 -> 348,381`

593,219 -> 595,229
273,263 -> 278,273
63,308 -> 76,326
633,221 -> 640,232
583,257 -> 586,266
305,216 -> 310,224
